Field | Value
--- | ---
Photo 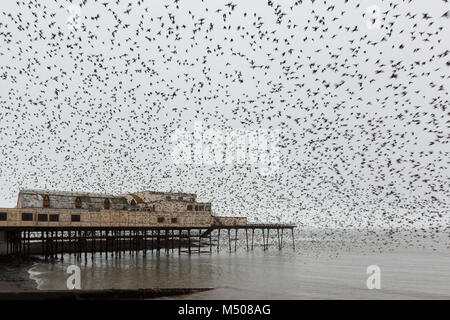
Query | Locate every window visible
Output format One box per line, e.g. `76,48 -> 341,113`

171,218 -> 177,223
178,196 -> 183,200
130,199 -> 136,206
205,206 -> 210,211
49,214 -> 59,222
195,205 -> 198,211
71,214 -> 81,222
157,217 -> 164,223
22,212 -> 33,221
166,196 -> 171,200
37,214 -> 48,222
104,198 -> 110,210
187,205 -> 193,211
0,212 -> 6,221
199,205 -> 204,211
43,195 -> 50,208
75,197 -> 82,209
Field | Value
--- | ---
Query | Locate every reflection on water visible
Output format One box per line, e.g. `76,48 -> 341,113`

27,267 -> 45,290
25,230 -> 450,299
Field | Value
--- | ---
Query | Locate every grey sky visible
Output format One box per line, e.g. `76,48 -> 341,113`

0,0 -> 448,229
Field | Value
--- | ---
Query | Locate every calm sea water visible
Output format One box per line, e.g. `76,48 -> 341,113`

8,230 -> 450,299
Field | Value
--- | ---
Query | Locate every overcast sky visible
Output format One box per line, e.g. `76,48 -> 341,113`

0,0 -> 448,229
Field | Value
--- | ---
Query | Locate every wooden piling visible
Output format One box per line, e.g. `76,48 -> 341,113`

165,229 -> 168,254
277,228 -> 280,250
178,229 -> 181,255
187,229 -> 191,254
245,229 -> 248,251
198,229 -> 201,254
209,232 -> 212,254
2,224 -> 295,259
291,227 -> 295,251
280,228 -> 284,249
217,229 -> 220,252
262,228 -> 265,251
251,228 -> 254,250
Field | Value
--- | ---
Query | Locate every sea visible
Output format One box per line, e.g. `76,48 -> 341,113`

1,229 -> 449,299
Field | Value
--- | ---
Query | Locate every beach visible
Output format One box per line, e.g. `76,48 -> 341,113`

0,256 -> 37,292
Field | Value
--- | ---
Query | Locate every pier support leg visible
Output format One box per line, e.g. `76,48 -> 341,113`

40,231 -> 44,257
187,229 -> 191,254
84,231 -> 87,261
92,231 -> 95,259
228,229 -> 231,253
165,230 -> 169,255
198,229 -> 201,254
151,230 -> 154,253
157,230 -> 161,254
144,229 -> 147,257
27,230 -> 31,257
178,230 -> 181,255
217,229 -> 220,253
209,232 -> 212,254
277,228 -> 280,250
69,230 -> 72,257
291,228 -> 295,251
105,230 -> 109,259
245,229 -> 248,251
60,231 -> 64,261
45,231 -> 48,261
251,229 -> 254,251
54,231 -> 58,261
280,229 -> 284,250
262,229 -> 265,251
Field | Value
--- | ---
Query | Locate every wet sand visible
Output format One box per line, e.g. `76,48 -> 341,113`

0,288 -> 213,300
0,257 -> 37,292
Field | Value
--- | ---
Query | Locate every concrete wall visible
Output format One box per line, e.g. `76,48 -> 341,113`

0,208 -> 216,228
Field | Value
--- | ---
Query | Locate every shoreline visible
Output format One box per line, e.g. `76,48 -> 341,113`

0,256 -> 38,292
0,288 -> 214,300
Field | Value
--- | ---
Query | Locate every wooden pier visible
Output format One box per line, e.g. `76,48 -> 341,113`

0,224 -> 296,261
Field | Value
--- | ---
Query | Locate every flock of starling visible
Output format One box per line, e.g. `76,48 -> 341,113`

0,0 -> 448,245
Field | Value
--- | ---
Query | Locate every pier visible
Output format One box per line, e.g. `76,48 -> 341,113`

0,224 -> 295,260
0,190 -> 296,260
